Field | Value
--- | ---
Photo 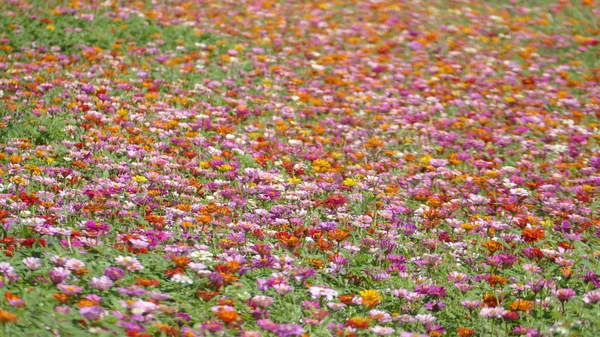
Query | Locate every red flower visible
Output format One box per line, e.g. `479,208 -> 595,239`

322,195 -> 347,209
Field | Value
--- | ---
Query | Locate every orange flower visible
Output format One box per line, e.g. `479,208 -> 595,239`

482,240 -> 502,253
155,324 -> 179,336
276,232 -> 300,249
327,228 -> 350,242
345,317 -> 370,329
0,310 -> 18,323
197,290 -> 219,301
486,274 -> 507,287
215,308 -> 239,325
457,327 -> 476,337
171,256 -> 192,268
522,227 -> 545,243
359,289 -> 382,307
510,299 -> 533,312
77,299 -> 100,308
339,294 -> 355,305
53,293 -> 69,304
135,278 -> 159,287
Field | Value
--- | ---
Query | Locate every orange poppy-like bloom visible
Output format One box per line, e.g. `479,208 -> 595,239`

135,278 -> 160,287
0,310 -> 18,323
482,240 -> 503,253
359,289 -> 382,307
171,256 -> 192,268
215,308 -> 239,324
327,228 -> 350,242
53,293 -> 69,304
339,294 -> 355,305
510,299 -> 534,312
457,327 -> 476,337
155,324 -> 179,337
197,290 -> 219,301
486,274 -> 507,287
276,232 -> 300,248
344,317 -> 370,329
522,227 -> 545,243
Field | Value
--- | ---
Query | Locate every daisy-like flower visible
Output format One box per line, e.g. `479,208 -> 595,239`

89,276 -> 114,290
308,286 -> 339,301
553,288 -> 576,302
48,267 -> 71,284
583,290 -> 600,304
115,256 -> 144,272
171,274 -> 193,284
371,326 -> 395,335
57,284 -> 83,296
250,296 -> 274,309
415,314 -> 436,325
22,257 -> 41,270
480,307 -> 508,318
190,250 -> 213,261
79,306 -> 105,321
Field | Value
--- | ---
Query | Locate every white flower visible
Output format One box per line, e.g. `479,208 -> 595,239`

509,188 -> 529,197
308,286 -> 339,301
171,274 -> 193,284
370,326 -> 394,335
190,250 -> 213,261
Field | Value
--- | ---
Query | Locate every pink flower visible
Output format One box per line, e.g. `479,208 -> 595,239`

480,307 -> 508,318
553,288 -> 576,301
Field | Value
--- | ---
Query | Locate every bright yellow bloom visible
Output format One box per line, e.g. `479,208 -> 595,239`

359,289 -> 382,307
312,159 -> 331,173
343,178 -> 357,187
288,177 -> 302,184
217,164 -> 233,172
132,175 -> 147,183
10,176 -> 28,186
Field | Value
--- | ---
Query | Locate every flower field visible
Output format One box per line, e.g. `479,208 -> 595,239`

1,0 -> 600,336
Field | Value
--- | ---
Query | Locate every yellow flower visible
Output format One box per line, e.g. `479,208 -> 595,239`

420,156 -> 432,164
359,289 -> 382,307
217,164 -> 233,172
342,178 -> 357,187
46,25 -> 55,31
132,175 -> 147,183
25,165 -> 42,175
312,159 -> 331,173
288,177 -> 302,185
10,176 -> 28,186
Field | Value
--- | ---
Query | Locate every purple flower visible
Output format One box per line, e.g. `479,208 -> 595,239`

49,267 -> 71,284
277,324 -> 304,337
414,284 -> 447,298
104,266 -> 125,281
408,41 -> 423,51
89,276 -> 114,290
55,305 -> 72,314
583,290 -> 600,304
424,300 -> 446,312
258,319 -> 280,332
80,306 -> 105,321
208,272 -> 224,286
318,221 -> 337,231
